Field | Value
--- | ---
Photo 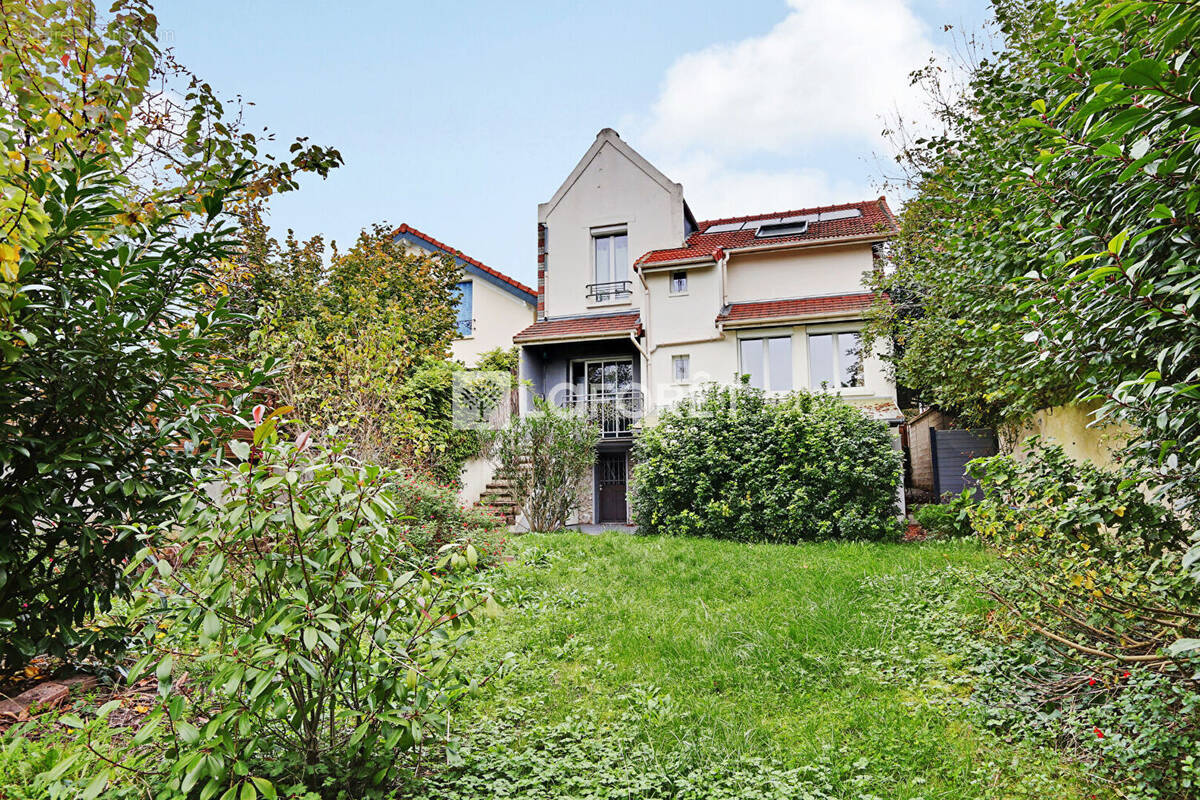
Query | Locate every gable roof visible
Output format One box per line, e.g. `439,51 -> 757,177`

392,223 -> 536,305
716,293 -> 877,327
513,311 -> 642,343
635,197 -> 898,268
539,128 -> 682,222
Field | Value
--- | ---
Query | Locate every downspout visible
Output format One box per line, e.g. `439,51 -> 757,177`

635,264 -> 652,404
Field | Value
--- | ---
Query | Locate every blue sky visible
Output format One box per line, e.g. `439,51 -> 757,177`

156,0 -> 990,287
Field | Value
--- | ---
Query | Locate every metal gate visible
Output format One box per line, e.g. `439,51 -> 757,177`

930,428 -> 997,499
596,451 -> 628,523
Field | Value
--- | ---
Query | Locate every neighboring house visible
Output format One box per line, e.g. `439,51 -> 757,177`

392,224 -> 535,510
392,223 -> 536,365
514,129 -> 903,526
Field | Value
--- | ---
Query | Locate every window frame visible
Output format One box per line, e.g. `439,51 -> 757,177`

669,270 -> 688,296
590,226 -> 631,305
672,354 -> 691,383
806,328 -> 867,392
737,332 -> 793,392
454,279 -> 473,338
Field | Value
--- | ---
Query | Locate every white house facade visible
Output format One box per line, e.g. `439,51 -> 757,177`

392,223 -> 536,366
514,129 -> 902,526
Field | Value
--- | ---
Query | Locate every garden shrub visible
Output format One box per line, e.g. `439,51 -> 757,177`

489,399 -> 599,532
912,491 -> 974,538
115,415 -> 503,799
966,440 -> 1199,796
632,384 -> 901,542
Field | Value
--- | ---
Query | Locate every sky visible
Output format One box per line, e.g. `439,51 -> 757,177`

155,0 -> 992,288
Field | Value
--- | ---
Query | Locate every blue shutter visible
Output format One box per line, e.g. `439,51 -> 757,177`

456,281 -> 473,336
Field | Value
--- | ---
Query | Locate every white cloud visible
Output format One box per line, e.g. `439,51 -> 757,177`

662,153 -> 871,220
637,0 -> 944,214
645,0 -> 940,155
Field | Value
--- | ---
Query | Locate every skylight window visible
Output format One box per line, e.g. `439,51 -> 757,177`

755,221 -> 809,238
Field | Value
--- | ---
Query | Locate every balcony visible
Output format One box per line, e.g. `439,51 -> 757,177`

570,389 -> 644,439
585,280 -> 633,303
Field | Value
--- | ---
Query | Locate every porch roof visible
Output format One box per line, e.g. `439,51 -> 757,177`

514,311 -> 643,344
716,292 -> 877,327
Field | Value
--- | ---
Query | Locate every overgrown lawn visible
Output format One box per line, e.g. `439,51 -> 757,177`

412,533 -> 1110,799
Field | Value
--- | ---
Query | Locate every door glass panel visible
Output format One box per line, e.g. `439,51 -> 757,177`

808,334 -> 835,389
614,361 -> 633,391
594,236 -> 612,284
840,332 -> 864,387
740,339 -> 764,389
768,336 -> 792,392
612,234 -> 628,282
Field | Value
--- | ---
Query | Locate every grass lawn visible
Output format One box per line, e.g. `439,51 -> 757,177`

414,533 -> 1110,799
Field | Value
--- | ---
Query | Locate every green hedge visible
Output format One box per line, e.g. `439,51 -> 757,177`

632,385 -> 901,542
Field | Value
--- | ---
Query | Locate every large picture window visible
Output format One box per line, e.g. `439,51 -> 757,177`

808,331 -> 864,389
739,335 -> 792,391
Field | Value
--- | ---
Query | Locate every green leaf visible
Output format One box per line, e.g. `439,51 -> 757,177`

80,770 -> 110,800
1121,58 -> 1164,87
303,627 -> 318,651
202,611 -> 222,639
1107,229 -> 1129,256
156,655 -> 174,683
1167,638 -> 1200,657
229,440 -> 251,461
249,777 -> 277,800
58,714 -> 85,729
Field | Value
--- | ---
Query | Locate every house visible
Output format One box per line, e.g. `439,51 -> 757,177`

392,224 -> 535,510
392,223 -> 536,365
514,129 -> 903,526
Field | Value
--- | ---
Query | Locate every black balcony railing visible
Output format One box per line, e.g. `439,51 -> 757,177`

570,390 -> 644,438
585,280 -> 633,302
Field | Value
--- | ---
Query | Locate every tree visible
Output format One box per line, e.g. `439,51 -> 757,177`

867,0 -> 1200,506
0,1 -> 340,666
490,400 -> 599,532
238,224 -> 474,480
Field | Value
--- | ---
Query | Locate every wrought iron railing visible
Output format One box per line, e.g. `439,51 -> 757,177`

570,390 -> 644,438
585,280 -> 633,302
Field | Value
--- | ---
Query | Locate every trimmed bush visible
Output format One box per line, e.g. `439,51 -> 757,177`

632,384 -> 901,542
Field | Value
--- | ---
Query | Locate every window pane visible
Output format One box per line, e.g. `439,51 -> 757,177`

614,361 -> 633,391
840,332 -> 864,387
740,339 -> 764,389
768,336 -> 792,392
808,334 -> 835,389
612,234 -> 628,283
673,355 -> 689,382
455,281 -> 472,336
671,271 -> 687,293
594,236 -> 612,284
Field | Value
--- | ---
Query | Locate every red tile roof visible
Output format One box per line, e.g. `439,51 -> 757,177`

717,293 -> 877,324
392,223 -> 536,299
514,311 -> 642,343
636,197 -> 897,267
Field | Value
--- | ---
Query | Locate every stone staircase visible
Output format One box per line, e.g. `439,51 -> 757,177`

475,474 -> 518,526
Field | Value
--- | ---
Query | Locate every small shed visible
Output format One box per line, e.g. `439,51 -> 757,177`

906,407 -> 949,494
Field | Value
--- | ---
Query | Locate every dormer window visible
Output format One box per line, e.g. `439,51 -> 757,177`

588,227 -> 630,303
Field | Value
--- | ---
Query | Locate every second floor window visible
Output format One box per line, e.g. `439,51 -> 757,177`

592,230 -> 629,301
740,335 -> 792,392
808,331 -> 864,389
670,270 -> 688,294
455,280 -> 473,336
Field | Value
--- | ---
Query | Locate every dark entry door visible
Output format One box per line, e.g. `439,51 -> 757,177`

597,451 -> 628,523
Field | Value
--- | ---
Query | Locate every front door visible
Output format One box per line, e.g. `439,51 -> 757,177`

596,451 -> 628,523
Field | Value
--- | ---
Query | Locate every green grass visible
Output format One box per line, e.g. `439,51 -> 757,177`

416,533 -> 1110,799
